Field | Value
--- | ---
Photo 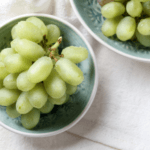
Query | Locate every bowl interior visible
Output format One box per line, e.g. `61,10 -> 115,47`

0,16 -> 95,134
73,0 -> 150,60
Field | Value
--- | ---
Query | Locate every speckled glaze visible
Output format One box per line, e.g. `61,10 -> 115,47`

70,0 -> 150,62
0,14 -> 98,137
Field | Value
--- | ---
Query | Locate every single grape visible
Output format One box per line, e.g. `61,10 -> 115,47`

27,56 -> 53,83
16,92 -> 33,114
46,24 -> 60,45
101,16 -> 123,37
28,83 -> 48,109
3,73 -> 18,89
21,108 -> 40,129
26,17 -> 48,36
0,80 -> 3,89
0,88 -> 20,106
66,83 -> 77,95
39,100 -> 54,114
0,62 -> 9,80
4,54 -> 32,73
48,93 -> 69,105
11,24 -> 19,39
44,69 -> 66,99
137,18 -> 150,35
55,58 -> 84,86
0,48 -> 16,62
116,16 -> 136,41
6,103 -> 20,118
17,71 -> 36,92
126,1 -> 142,17
15,39 -> 45,61
61,46 -> 88,64
143,1 -> 150,16
11,38 -> 20,52
16,21 -> 43,43
101,2 -> 125,19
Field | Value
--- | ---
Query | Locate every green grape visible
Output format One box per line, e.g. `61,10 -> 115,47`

138,0 -> 150,2
6,103 -> 20,118
28,83 -> 48,108
11,38 -> 20,52
55,58 -> 84,86
49,93 -> 69,105
46,24 -> 60,45
0,62 -> 9,80
11,24 -> 19,39
114,0 -> 127,3
0,80 -> 3,89
61,46 -> 88,64
17,71 -> 36,91
126,1 -> 142,17
3,73 -> 18,89
143,1 -> 150,16
66,83 -> 77,95
4,54 -> 32,73
16,92 -> 33,114
44,69 -> 66,99
21,108 -> 40,129
16,21 -> 43,43
26,17 -> 48,36
116,16 -> 136,41
39,100 -> 54,114
136,30 -> 150,47
0,48 -> 16,62
27,56 -> 53,83
15,39 -> 45,61
137,18 -> 150,35
101,2 -> 125,19
101,16 -> 123,37
0,88 -> 20,106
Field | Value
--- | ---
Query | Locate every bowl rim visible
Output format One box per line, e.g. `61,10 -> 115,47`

0,13 -> 98,137
70,0 -> 150,62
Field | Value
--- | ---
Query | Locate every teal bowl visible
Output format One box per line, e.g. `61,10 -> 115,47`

0,14 -> 98,137
70,0 -> 150,62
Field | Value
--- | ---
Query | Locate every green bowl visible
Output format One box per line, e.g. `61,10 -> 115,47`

0,14 -> 98,137
70,0 -> 150,62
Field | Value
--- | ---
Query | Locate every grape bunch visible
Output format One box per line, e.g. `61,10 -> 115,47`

0,17 -> 88,129
101,0 -> 150,47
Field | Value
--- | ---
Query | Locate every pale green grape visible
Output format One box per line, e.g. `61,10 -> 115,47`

0,62 -> 9,80
17,71 -> 36,91
66,83 -> 77,95
101,16 -> 123,37
3,73 -> 18,89
27,56 -> 53,83
28,83 -> 48,108
16,92 -> 33,114
114,0 -> 127,2
143,1 -> 150,16
138,0 -> 150,2
21,108 -> 40,129
61,46 -> 88,64
136,30 -> 150,47
15,39 -> 45,61
101,2 -> 125,19
55,58 -> 84,86
126,1 -> 142,17
137,18 -> 150,35
26,17 -> 48,36
0,80 -> 3,89
4,54 -> 32,73
39,100 -> 54,114
11,38 -> 20,52
0,48 -> 16,62
0,88 -> 20,106
46,24 -> 60,45
16,21 -> 43,43
49,93 -> 69,105
11,24 -> 19,39
6,103 -> 20,118
116,16 -> 136,41
44,69 -> 66,99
